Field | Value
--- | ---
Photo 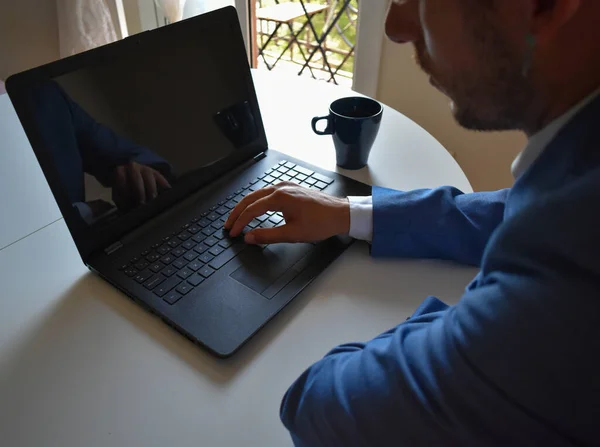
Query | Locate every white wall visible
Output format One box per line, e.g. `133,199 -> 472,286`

376,39 -> 526,192
0,0 -> 60,80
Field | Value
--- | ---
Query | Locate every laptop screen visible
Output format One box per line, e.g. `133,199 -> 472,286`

8,7 -> 266,259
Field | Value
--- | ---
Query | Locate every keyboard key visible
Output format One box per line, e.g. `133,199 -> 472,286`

192,234 -> 206,244
146,253 -> 160,262
271,171 -> 282,179
204,237 -> 218,247
234,194 -> 245,203
305,177 -> 317,186
287,169 -> 299,177
177,268 -> 193,280
248,218 -> 261,229
207,213 -> 220,222
295,166 -> 314,176
187,273 -> 205,287
177,232 -> 191,241
183,251 -> 197,262
191,217 -> 200,223
167,239 -> 181,248
218,200 -> 226,206
199,252 -> 215,264
172,258 -> 188,269
164,291 -> 182,305
209,244 -> 246,270
315,181 -> 328,190
216,207 -> 229,216
181,223 -> 190,230
194,243 -> 209,254
241,190 -> 251,197
210,220 -> 223,230
209,206 -> 218,212
171,247 -> 186,257
118,263 -> 129,271
260,220 -> 276,229
257,214 -> 270,222
289,178 -> 302,185
176,282 -> 193,295
312,173 -> 335,184
134,269 -> 153,283
265,169 -> 274,175
181,240 -> 196,250
160,255 -> 175,265
284,162 -> 296,169
162,236 -> 172,242
202,227 -> 215,237
280,174 -> 292,182
212,229 -> 226,240
149,262 -> 164,273
263,175 -> 275,184
250,180 -> 268,191
143,274 -> 166,290
134,261 -> 149,271
225,200 -> 237,210
198,218 -> 211,228
154,276 -> 181,297
278,160 -> 287,165
243,182 -> 253,190
269,215 -> 284,224
140,249 -> 151,256
200,211 -> 209,218
277,166 -> 289,173
199,266 -> 216,278
218,239 -> 233,249
161,265 -> 178,277
296,173 -> 308,182
187,225 -> 201,234
267,211 -> 275,215
209,245 -> 225,256
187,260 -> 204,271
250,177 -> 261,185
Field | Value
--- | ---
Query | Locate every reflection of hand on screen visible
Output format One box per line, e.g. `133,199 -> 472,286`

112,161 -> 172,211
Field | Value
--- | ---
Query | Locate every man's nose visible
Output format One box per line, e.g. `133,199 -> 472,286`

385,0 -> 421,44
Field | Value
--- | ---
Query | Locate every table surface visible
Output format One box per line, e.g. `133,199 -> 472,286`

0,71 -> 476,447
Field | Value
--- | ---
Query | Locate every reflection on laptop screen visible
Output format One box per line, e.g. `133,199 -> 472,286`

20,28 -> 259,228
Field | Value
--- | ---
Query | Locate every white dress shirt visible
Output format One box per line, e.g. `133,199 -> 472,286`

348,88 -> 600,242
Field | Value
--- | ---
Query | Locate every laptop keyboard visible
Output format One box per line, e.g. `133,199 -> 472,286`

118,160 -> 334,305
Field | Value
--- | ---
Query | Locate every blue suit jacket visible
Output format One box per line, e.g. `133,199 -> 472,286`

24,81 -> 172,205
280,95 -> 600,446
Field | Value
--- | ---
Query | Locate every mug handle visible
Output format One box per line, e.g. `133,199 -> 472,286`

312,115 -> 334,136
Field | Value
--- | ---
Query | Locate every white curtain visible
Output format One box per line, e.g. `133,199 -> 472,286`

155,0 -> 186,23
57,0 -> 118,58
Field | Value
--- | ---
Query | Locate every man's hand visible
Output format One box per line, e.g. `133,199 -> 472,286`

224,182 -> 350,244
112,161 -> 171,210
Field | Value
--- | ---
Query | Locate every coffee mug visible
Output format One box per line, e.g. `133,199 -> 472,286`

312,96 -> 383,170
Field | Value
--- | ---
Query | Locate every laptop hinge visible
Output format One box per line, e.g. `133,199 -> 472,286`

104,241 -> 123,255
253,152 -> 266,162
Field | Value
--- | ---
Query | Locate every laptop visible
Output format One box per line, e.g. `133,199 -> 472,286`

7,6 -> 371,357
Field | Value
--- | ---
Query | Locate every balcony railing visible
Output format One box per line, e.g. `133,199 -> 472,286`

252,0 -> 358,86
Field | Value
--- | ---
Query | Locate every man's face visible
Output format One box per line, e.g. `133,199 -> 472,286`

386,0 -> 534,131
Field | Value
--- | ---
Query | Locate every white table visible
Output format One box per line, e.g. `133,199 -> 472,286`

0,71 -> 476,447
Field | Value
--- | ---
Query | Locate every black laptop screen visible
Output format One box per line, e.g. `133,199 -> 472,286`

8,8 -> 266,259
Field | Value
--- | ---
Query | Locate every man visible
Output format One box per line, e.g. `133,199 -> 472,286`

226,0 -> 600,445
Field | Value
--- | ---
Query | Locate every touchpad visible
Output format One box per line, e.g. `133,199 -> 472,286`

231,243 -> 314,296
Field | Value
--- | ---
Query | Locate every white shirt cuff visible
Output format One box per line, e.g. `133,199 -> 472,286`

348,196 -> 373,242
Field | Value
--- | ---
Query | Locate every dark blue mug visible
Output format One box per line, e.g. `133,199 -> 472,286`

312,96 -> 383,170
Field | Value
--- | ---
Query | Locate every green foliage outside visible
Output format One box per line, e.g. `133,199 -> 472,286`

257,0 -> 358,78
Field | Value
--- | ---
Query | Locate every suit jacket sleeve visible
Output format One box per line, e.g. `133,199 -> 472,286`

371,186 -> 509,266
280,183 -> 599,447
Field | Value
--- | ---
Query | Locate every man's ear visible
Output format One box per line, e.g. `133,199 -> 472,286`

530,0 -> 581,45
